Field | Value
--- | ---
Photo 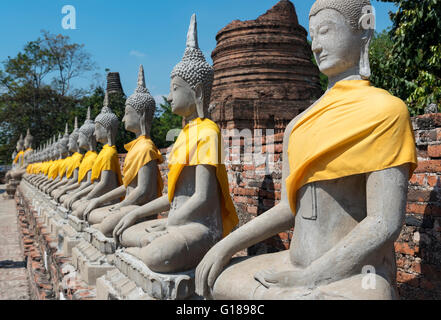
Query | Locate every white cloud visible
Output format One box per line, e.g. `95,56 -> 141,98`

129,50 -> 146,58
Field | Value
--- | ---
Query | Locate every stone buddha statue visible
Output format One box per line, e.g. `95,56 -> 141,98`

60,108 -> 98,206
69,92 -> 123,217
42,125 -> 70,193
20,129 -> 34,176
112,14 -> 239,274
6,135 -> 21,174
36,136 -> 60,190
49,118 -> 84,196
82,65 -> 164,237
5,134 -> 26,195
30,141 -> 53,186
195,0 -> 418,300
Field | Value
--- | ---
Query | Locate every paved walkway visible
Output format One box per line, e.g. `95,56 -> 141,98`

0,184 -> 30,300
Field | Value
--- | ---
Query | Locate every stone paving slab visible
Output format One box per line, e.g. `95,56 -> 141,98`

0,184 -> 30,300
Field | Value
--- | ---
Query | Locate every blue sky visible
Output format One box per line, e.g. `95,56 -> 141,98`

0,0 -> 397,103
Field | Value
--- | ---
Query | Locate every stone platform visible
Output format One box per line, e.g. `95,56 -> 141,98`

15,178 -> 205,300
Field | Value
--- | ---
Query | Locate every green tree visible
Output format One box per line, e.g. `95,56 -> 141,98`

374,0 -> 441,115
369,29 -> 394,90
0,31 -> 97,164
151,97 -> 183,149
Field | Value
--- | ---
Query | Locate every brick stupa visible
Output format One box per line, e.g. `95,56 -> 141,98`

210,0 -> 322,132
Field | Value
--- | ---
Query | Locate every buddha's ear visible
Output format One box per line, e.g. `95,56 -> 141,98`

195,82 -> 204,119
358,12 -> 374,80
140,109 -> 147,136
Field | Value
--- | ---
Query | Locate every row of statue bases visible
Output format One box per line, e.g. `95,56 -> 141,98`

5,2 -> 419,300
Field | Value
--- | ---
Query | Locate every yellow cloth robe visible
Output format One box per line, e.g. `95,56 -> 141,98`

286,80 -> 418,215
57,157 -> 71,179
78,151 -> 98,183
91,145 -> 123,185
43,161 -> 52,176
66,153 -> 84,179
122,136 -> 164,197
168,117 -> 239,238
48,160 -> 61,180
13,151 -> 24,164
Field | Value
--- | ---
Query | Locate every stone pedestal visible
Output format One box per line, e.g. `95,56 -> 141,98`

71,239 -> 115,286
96,269 -> 152,300
97,250 -> 198,300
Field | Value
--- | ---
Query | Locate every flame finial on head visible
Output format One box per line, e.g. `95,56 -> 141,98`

186,14 -> 199,49
126,65 -> 155,116
79,106 -> 95,139
95,89 -> 119,130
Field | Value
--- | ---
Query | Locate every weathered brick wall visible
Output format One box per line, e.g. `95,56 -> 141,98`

396,114 -> 441,299
117,113 -> 441,299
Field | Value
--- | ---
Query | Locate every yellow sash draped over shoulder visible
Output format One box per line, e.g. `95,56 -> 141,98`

48,159 -> 61,180
168,118 -> 238,238
66,152 -> 84,179
286,80 -> 418,215
13,151 -> 24,164
58,157 -> 70,179
91,144 -> 123,185
78,151 -> 98,183
43,161 -> 52,176
122,136 -> 164,197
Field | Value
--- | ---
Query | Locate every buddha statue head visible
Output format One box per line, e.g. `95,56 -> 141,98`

78,107 -> 97,151
169,14 -> 214,120
68,117 -> 80,153
309,0 -> 374,80
16,134 -> 24,152
94,91 -> 119,146
51,135 -> 58,160
24,129 -> 33,150
58,123 -> 70,157
124,65 -> 156,137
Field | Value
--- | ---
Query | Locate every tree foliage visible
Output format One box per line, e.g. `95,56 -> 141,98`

0,31 -> 97,164
151,97 -> 182,149
371,0 -> 441,115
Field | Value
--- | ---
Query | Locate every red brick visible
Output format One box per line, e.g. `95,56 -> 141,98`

396,271 -> 420,287
396,257 -> 407,269
247,206 -> 258,215
409,174 -> 426,186
234,188 -> 259,196
406,203 -> 427,215
274,143 -> 283,153
407,189 -> 433,202
411,260 -> 422,274
414,160 -> 441,174
406,203 -> 441,216
394,242 -> 419,256
427,175 -> 440,187
436,128 -> 441,141
233,196 -> 248,204
428,144 -> 441,158
278,232 -> 289,241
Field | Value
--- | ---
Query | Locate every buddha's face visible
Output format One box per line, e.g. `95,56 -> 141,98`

68,136 -> 78,152
123,104 -> 141,133
309,9 -> 362,78
78,132 -> 88,150
168,76 -> 197,118
16,141 -> 23,151
94,122 -> 107,144
24,139 -> 31,149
